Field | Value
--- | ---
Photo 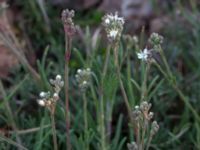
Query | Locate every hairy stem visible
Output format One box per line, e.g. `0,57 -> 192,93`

113,43 -> 132,122
140,63 -> 150,102
50,109 -> 58,150
65,35 -> 71,150
146,135 -> 153,150
141,120 -> 147,150
98,45 -> 112,150
83,93 -> 89,150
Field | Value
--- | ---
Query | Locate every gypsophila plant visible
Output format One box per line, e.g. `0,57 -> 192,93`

61,9 -> 78,150
75,68 -> 93,150
38,75 -> 64,110
37,74 -> 64,150
4,3 -> 200,150
75,68 -> 92,92
127,101 -> 159,150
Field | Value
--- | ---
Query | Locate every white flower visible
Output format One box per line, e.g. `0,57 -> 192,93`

77,69 -> 82,73
108,29 -> 118,39
56,74 -> 62,80
137,48 -> 150,61
86,68 -> 91,72
53,93 -> 59,101
38,100 -> 45,106
82,81 -> 87,85
39,92 -> 46,98
105,18 -> 110,24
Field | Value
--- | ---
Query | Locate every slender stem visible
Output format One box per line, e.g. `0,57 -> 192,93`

0,80 -> 23,150
83,93 -> 89,150
140,63 -> 150,102
159,46 -> 173,79
141,120 -> 147,150
113,43 -> 132,122
50,110 -> 58,150
103,45 -> 111,77
99,45 -> 112,150
65,35 -> 71,150
153,61 -> 200,122
146,135 -> 153,150
99,90 -> 106,150
136,122 -> 140,148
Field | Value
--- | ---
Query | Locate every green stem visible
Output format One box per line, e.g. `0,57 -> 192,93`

140,63 -> 150,102
153,61 -> 200,122
83,93 -> 89,150
98,45 -> 112,150
65,35 -> 71,150
141,120 -> 147,150
136,122 -> 140,148
50,110 -> 58,150
146,135 -> 153,150
100,92 -> 106,150
159,46 -> 173,79
113,43 -> 132,122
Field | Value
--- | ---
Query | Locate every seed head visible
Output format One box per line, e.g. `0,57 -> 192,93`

61,9 -> 77,36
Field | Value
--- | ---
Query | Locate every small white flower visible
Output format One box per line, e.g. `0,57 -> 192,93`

135,105 -> 139,109
56,74 -> 62,80
77,69 -> 82,73
108,29 -> 118,39
53,93 -> 59,101
86,68 -> 91,72
38,100 -> 45,106
105,18 -> 110,24
82,81 -> 87,85
137,48 -> 150,61
39,92 -> 46,98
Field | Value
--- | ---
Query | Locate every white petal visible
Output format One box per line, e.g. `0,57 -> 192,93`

38,100 -> 45,106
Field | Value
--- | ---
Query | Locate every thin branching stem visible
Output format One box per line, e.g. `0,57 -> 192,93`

146,135 -> 153,150
83,93 -> 89,150
98,45 -> 112,150
153,61 -> 200,122
140,63 -> 151,102
141,119 -> 147,150
113,43 -> 132,122
64,35 -> 72,150
50,109 -> 58,150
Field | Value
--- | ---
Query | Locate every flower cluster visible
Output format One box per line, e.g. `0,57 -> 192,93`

37,75 -> 64,110
148,32 -> 163,48
128,101 -> 159,150
75,68 -> 92,92
102,12 -> 125,42
61,9 -> 78,37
